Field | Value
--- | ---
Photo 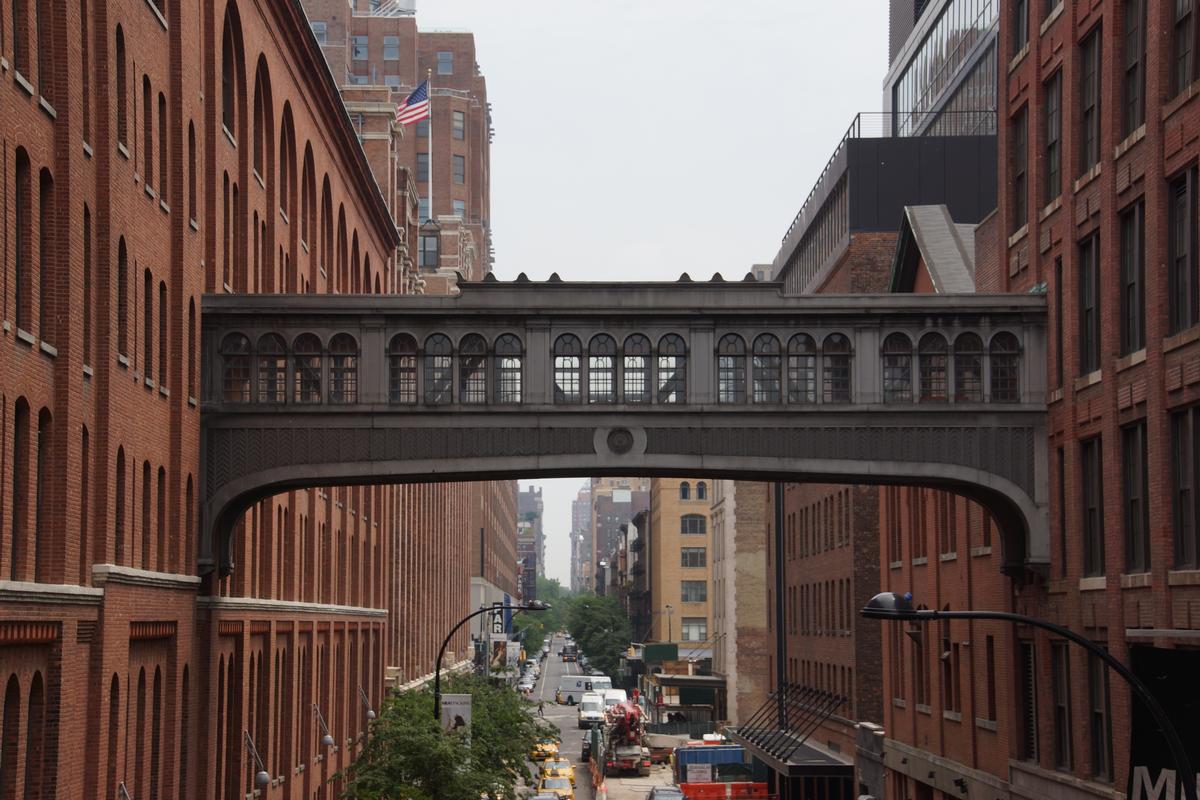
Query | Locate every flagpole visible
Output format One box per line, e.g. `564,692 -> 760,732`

426,68 -> 433,226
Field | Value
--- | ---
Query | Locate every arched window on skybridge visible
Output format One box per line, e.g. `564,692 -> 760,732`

424,334 -> 453,404
953,333 -> 983,402
623,334 -> 651,404
752,333 -> 782,403
989,332 -> 1021,402
459,334 -> 488,404
918,332 -> 948,402
256,333 -> 287,403
787,333 -> 817,404
494,333 -> 523,404
657,334 -> 687,404
220,332 -> 252,402
388,333 -> 418,404
292,333 -> 322,403
717,334 -> 747,404
553,334 -> 583,404
328,333 -> 359,403
882,332 -> 913,403
588,334 -> 617,404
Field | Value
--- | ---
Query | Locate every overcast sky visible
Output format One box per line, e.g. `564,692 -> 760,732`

416,0 -> 890,583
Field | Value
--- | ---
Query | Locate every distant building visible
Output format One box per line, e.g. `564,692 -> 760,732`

648,479 -> 712,651
571,482 -> 592,591
518,486 -> 545,578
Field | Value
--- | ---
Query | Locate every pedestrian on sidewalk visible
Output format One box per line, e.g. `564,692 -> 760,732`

538,700 -> 545,718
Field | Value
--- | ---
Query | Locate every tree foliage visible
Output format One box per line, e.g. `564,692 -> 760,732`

564,594 -> 633,678
337,674 -> 557,799
513,577 -> 573,654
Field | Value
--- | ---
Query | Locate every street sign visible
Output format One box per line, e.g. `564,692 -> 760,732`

685,763 -> 712,783
491,601 -> 505,635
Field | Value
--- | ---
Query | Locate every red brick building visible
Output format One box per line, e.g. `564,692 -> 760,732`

990,0 -> 1200,796
0,2 -> 484,799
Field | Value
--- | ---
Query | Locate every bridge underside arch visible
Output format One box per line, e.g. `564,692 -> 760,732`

201,417 -> 1048,582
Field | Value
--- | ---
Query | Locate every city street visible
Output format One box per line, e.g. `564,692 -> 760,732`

529,635 -> 676,800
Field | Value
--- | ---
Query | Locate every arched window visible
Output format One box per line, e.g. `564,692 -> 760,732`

143,269 -> 154,381
187,299 -> 197,398
424,334 -> 453,404
158,92 -> 168,199
114,447 -> 126,563
222,172 -> 231,287
697,481 -> 707,500
140,461 -> 150,570
106,674 -> 119,799
1,676 -> 20,800
680,481 -> 690,500
117,238 -> 129,356
256,334 -> 286,403
459,334 -> 488,403
388,334 -> 417,404
83,206 -> 93,364
156,467 -> 166,572
953,333 -> 983,402
787,334 -> 816,404
623,334 -> 651,404
882,333 -> 912,403
115,26 -> 127,145
252,70 -> 267,176
221,12 -> 236,132
292,333 -> 322,403
150,667 -> 163,799
14,148 -> 30,332
822,333 -> 852,403
143,75 -> 154,187
329,334 -> 358,403
494,333 -> 523,404
220,333 -> 251,402
33,408 -> 50,581
681,514 -> 706,535
553,334 -> 582,404
158,282 -> 167,387
918,333 -> 948,402
13,398 -> 30,578
25,671 -> 44,798
990,332 -> 1021,402
752,333 -> 782,403
588,334 -> 617,404
717,334 -> 746,403
188,123 -> 197,220
37,168 -> 53,343
12,0 -> 29,74
657,334 -> 687,403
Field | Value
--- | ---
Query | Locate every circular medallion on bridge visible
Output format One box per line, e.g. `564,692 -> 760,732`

607,428 -> 634,455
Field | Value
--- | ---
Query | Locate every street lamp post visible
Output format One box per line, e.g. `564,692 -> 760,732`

861,592 -> 1198,800
665,604 -> 674,642
432,600 -> 550,721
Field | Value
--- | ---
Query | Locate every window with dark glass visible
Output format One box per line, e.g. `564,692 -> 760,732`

657,334 -> 687,403
882,333 -> 912,403
787,334 -> 816,403
918,333 -> 948,401
1174,0 -> 1196,96
623,334 -> 651,403
697,481 -> 707,500
1080,28 -> 1101,173
1057,446 -> 1067,577
13,149 -> 30,332
953,333 -> 982,401
351,35 -> 368,60
1117,201 -> 1145,355
1078,234 -> 1101,374
383,35 -> 399,60
1012,105 -> 1028,230
459,334 -> 487,404
588,334 -> 616,404
388,333 -> 417,404
1170,168 -> 1198,333
681,514 -> 706,535
419,234 -> 438,269
1051,641 -> 1072,770
1045,71 -> 1061,204
680,482 -> 691,500
310,21 -> 327,44
1013,0 -> 1028,54
553,334 -> 582,404
1019,641 -> 1038,760
680,580 -> 707,602
717,334 -> 747,403
220,333 -> 251,402
256,334 -> 286,403
221,16 -> 235,133
1082,437 -> 1105,577
292,334 -> 321,403
1123,0 -> 1145,134
494,333 -> 523,404
453,111 -> 465,140
436,50 -> 453,75
752,334 -> 781,403
1123,422 -> 1150,572
1054,257 -> 1064,387
990,333 -> 1021,402
1173,407 -> 1200,568
328,334 -> 358,403
416,152 -> 429,183
423,334 -> 452,404
681,547 -> 706,568
1088,650 -> 1112,780
416,119 -> 429,138
452,155 -> 465,184
822,333 -> 852,403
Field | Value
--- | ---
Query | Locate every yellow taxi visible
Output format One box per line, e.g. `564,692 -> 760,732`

536,777 -> 575,799
540,757 -> 575,786
528,738 -> 559,762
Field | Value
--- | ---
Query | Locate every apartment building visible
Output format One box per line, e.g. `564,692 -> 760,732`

647,479 -> 712,648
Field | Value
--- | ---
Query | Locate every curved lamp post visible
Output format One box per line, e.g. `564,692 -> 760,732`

861,592 -> 1197,800
432,600 -> 550,721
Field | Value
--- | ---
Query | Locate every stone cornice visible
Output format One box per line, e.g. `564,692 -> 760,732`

0,580 -> 104,605
92,564 -> 203,590
198,596 -> 388,618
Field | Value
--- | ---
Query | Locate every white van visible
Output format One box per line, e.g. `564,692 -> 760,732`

577,692 -> 606,728
601,688 -> 628,711
556,674 -> 612,704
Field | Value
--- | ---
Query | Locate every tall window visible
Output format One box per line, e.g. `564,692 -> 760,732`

1044,71 -> 1061,203
459,334 -> 487,404
1078,234 -> 1101,374
990,333 -> 1021,402
143,76 -> 155,186
1018,641 -> 1038,760
416,153 -> 429,183
158,93 -> 168,199
717,334 -> 747,403
657,334 -> 687,403
882,333 -> 912,403
1123,0 -> 1145,134
912,624 -> 929,707
680,481 -> 691,500
14,149 -> 31,332
752,334 -> 782,403
1088,651 -> 1112,780
1013,0 -> 1028,53
822,334 -> 852,402
436,50 -> 453,75
1012,106 -> 1028,230
256,334 -> 286,403
787,334 -> 816,403
12,0 -> 28,74
157,282 -> 167,386
1173,407 -> 1200,567
494,334 -> 523,403
37,169 -> 53,343
1170,168 -> 1198,333
953,333 -> 982,401
220,333 -> 251,402
423,334 -> 452,404
1174,0 -> 1197,96
83,206 -> 93,365
588,335 -> 616,404
1123,422 -> 1150,572
419,233 -> 438,269
1079,28 -> 1101,173
10,400 -> 29,580
622,334 -> 651,403
292,333 -> 321,403
143,270 -> 154,380
553,334 -> 582,404
1081,437 -> 1105,577
116,27 -> 128,145
452,155 -> 465,184
918,333 -> 948,401
388,334 -> 417,404
117,239 -> 129,356
452,111 -> 465,140
697,481 -> 707,500
1051,641 -> 1073,770
81,0 -> 91,141
1118,201 -> 1145,354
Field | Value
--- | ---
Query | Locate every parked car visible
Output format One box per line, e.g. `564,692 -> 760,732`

528,739 -> 559,762
517,679 -> 535,693
536,777 -> 574,799
539,757 -> 575,786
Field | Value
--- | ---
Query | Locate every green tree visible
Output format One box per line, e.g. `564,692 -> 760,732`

337,674 -> 556,799
565,595 -> 632,678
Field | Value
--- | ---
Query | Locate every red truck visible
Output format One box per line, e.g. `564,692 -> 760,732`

603,701 -> 651,777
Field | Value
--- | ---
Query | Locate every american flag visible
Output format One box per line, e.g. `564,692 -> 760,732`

395,81 -> 430,126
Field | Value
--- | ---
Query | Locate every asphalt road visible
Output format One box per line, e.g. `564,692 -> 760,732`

528,635 -> 676,800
